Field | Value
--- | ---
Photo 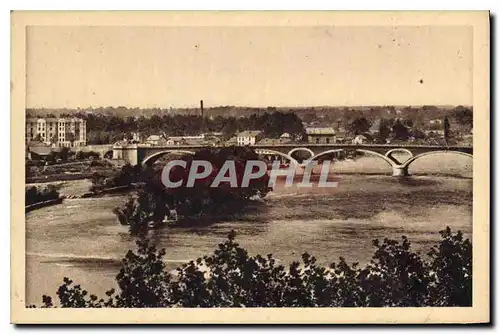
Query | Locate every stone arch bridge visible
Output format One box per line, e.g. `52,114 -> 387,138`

112,143 -> 473,177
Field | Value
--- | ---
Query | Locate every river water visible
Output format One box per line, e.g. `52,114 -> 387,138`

25,154 -> 473,305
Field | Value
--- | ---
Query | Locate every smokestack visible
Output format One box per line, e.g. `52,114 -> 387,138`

200,100 -> 204,118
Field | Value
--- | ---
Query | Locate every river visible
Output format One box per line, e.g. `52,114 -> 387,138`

25,154 -> 473,305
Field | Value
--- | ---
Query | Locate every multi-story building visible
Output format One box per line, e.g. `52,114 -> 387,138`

236,130 -> 264,146
25,117 -> 86,147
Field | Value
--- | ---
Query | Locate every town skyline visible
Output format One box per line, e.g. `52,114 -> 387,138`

26,103 -> 471,111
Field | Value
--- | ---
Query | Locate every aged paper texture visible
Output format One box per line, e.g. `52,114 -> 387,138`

11,10 -> 489,324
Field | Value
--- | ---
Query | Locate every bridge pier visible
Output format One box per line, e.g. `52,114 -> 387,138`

392,165 -> 409,177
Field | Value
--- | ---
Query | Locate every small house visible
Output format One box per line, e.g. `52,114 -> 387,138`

305,127 -> 336,144
352,135 -> 368,145
27,141 -> 55,161
236,130 -> 264,146
146,135 -> 162,146
280,133 -> 291,140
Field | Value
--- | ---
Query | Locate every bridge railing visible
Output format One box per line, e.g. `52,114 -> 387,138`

132,143 -> 473,149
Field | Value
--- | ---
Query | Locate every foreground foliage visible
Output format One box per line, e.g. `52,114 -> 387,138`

36,227 -> 471,308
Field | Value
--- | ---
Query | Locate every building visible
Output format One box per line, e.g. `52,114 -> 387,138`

429,119 -> 443,125
352,134 -> 368,144
369,120 -> 381,135
280,132 -> 291,140
129,132 -> 143,143
236,131 -> 264,146
27,141 -> 55,160
305,127 -> 336,144
25,117 -> 86,148
164,134 -> 206,146
145,135 -> 162,146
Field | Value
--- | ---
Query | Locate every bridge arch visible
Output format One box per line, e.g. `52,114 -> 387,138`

287,147 -> 315,161
103,150 -> 113,159
402,150 -> 473,169
254,149 -> 299,166
385,148 -> 413,157
385,148 -> 414,165
142,150 -> 196,166
309,149 -> 396,168
354,149 -> 397,168
308,149 -> 345,165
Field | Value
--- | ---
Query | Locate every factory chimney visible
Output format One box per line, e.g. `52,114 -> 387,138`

200,100 -> 204,118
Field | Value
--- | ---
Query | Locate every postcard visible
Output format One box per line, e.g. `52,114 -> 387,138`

11,10 -> 490,324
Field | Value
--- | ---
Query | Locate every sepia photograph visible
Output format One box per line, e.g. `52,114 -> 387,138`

11,10 -> 490,324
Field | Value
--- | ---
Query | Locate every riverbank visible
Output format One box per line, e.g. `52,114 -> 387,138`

25,198 -> 64,213
26,178 -> 139,199
26,159 -> 119,184
78,184 -> 135,199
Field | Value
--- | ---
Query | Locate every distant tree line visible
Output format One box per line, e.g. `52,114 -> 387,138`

32,226 -> 471,308
298,105 -> 472,131
55,112 -> 304,144
346,112 -> 470,144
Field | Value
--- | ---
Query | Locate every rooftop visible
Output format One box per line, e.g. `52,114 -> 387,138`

237,130 -> 263,137
28,141 -> 53,156
305,127 -> 336,135
146,135 -> 162,141
226,137 -> 238,144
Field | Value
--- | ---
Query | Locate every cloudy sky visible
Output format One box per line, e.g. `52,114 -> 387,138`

26,25 -> 472,108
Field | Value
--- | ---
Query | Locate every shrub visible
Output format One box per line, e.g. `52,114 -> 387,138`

90,163 -> 141,193
38,227 -> 472,308
25,185 -> 60,206
75,151 -> 101,161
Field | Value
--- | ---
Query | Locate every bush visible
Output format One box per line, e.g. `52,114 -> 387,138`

75,151 -> 101,161
36,227 -> 472,308
90,163 -> 141,193
25,185 -> 60,206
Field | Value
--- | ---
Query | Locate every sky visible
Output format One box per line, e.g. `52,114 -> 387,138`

26,25 -> 473,108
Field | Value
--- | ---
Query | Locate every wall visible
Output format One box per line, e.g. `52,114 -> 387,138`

307,135 -> 336,144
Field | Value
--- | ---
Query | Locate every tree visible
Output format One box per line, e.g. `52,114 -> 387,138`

452,106 -> 473,129
36,227 -> 472,308
444,116 -> 450,141
377,118 -> 392,143
221,119 -> 238,140
112,147 -> 271,234
412,128 -> 427,141
427,227 -> 472,306
347,117 -> 371,135
391,119 -> 410,141
56,147 -> 70,161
